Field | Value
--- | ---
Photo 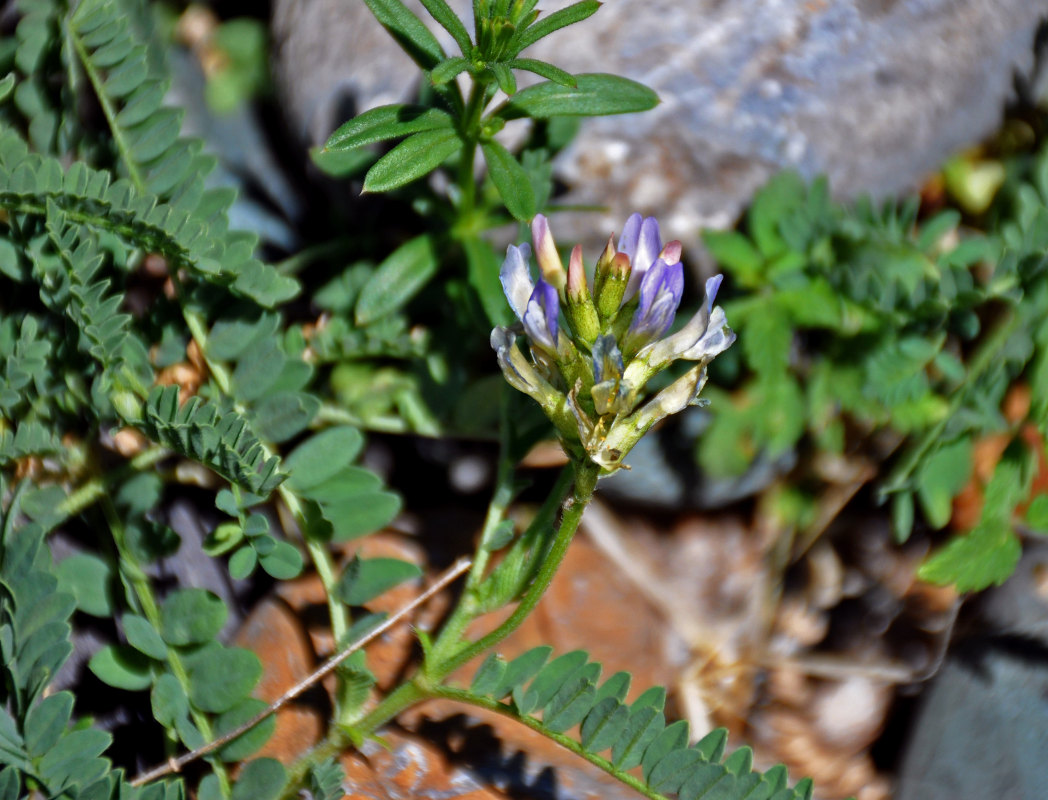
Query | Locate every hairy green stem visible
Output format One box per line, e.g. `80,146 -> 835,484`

439,459 -> 599,677
456,82 -> 491,217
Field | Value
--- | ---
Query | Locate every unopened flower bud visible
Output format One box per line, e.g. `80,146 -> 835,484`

593,235 -> 617,298
564,244 -> 600,343
531,214 -> 566,292
596,252 -> 631,322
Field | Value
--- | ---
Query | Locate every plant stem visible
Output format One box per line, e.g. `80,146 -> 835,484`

345,458 -> 599,747
463,389 -> 517,594
457,82 -> 491,219
438,459 -> 599,678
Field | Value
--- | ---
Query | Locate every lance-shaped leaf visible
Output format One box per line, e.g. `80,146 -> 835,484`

481,139 -> 536,222
355,233 -> 440,325
362,0 -> 446,69
325,105 -> 454,151
511,0 -> 601,52
418,0 -> 473,53
507,58 -> 575,88
363,128 -> 464,193
496,73 -> 658,119
431,56 -> 473,85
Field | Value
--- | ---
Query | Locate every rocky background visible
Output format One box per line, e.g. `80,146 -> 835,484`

273,0 -> 1048,243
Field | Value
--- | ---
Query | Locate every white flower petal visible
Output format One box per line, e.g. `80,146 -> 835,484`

499,243 -> 535,320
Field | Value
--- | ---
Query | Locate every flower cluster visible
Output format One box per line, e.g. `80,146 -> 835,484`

491,213 -> 735,473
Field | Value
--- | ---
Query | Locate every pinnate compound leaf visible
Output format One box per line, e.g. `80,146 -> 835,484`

325,105 -> 453,151
336,556 -> 422,605
481,140 -> 536,222
498,73 -> 658,120
355,234 -> 441,325
159,588 -> 227,646
284,426 -> 365,491
308,758 -> 346,800
363,128 -> 462,193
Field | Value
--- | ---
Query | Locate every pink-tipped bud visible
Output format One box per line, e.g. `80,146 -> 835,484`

531,214 -> 566,292
660,240 -> 682,265
564,243 -> 600,342
567,244 -> 588,300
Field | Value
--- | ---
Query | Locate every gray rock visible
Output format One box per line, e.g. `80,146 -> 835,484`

272,0 -> 1048,242
896,542 -> 1048,800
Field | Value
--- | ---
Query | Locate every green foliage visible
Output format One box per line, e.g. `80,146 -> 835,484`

701,145 -> 1048,589
461,647 -> 812,800
327,0 -> 656,219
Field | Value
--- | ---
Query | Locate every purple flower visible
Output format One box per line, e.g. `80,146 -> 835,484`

617,213 -> 680,301
624,257 -> 684,354
523,280 -> 559,351
499,241 -> 559,353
